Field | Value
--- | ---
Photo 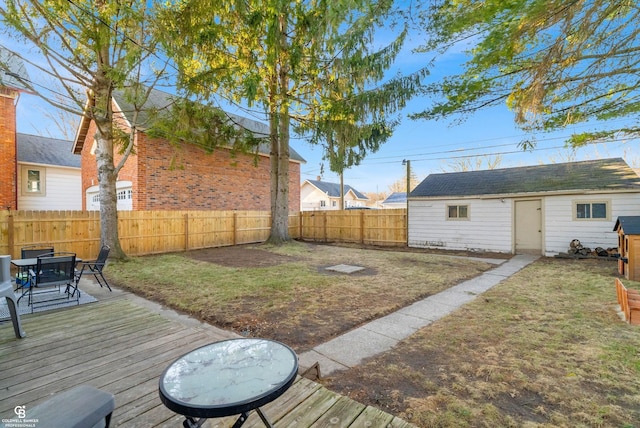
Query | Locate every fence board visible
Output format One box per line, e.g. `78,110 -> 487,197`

0,209 -> 406,259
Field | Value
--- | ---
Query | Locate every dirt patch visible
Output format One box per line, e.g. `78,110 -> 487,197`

186,245 -> 300,267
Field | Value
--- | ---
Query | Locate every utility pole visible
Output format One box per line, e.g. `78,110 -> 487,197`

402,159 -> 410,246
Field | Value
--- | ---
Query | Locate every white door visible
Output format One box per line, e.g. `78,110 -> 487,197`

515,199 -> 542,254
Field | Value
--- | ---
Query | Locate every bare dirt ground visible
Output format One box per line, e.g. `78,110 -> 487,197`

187,241 -> 511,268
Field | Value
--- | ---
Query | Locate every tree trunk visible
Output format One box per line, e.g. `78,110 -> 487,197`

266,16 -> 291,245
93,118 -> 126,260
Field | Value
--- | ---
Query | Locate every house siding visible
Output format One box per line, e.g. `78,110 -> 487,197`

408,199 -> 513,253
544,192 -> 640,255
409,192 -> 640,256
17,164 -> 82,210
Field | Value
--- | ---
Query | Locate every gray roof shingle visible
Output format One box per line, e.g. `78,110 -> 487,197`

306,180 -> 368,200
614,216 -> 640,234
411,158 -> 640,198
382,192 -> 407,204
112,87 -> 305,163
17,133 -> 80,168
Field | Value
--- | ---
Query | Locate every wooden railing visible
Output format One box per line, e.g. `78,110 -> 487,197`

0,209 -> 407,259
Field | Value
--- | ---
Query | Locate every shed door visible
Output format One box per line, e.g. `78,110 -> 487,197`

515,200 -> 542,254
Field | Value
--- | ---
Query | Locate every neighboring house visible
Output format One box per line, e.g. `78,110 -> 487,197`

381,192 -> 407,209
16,133 -> 81,210
301,179 -> 369,210
0,48 -> 81,210
73,87 -> 305,211
408,158 -> 640,256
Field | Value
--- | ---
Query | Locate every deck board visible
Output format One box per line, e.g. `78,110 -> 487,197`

0,294 -> 414,427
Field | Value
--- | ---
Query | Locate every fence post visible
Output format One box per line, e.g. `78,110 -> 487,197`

8,211 -> 15,258
323,212 -> 328,242
299,212 -> 303,239
360,210 -> 365,245
233,211 -> 238,246
184,213 -> 189,251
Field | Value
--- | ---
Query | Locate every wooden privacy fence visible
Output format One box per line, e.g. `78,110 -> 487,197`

299,209 -> 406,246
0,209 -> 407,259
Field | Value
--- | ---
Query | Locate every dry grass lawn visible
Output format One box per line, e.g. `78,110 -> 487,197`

105,242 -> 640,426
323,257 -> 640,427
105,241 -> 494,352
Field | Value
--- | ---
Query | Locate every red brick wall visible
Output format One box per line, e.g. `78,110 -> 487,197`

81,119 -> 301,212
0,90 -> 18,210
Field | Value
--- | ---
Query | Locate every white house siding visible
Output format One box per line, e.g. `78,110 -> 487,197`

17,164 -> 81,210
301,186 -> 330,211
408,198 -> 513,253
543,192 -> 640,256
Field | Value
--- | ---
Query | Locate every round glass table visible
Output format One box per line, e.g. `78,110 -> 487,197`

159,338 -> 298,428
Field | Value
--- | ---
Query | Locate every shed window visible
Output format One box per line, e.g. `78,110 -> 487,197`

447,205 -> 468,220
575,201 -> 608,220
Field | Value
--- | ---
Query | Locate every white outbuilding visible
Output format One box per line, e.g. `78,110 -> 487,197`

408,158 -> 640,256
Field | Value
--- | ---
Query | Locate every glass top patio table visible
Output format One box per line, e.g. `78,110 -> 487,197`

159,338 -> 298,428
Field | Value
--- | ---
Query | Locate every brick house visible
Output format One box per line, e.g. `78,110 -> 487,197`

1,48 -> 82,210
72,88 -> 305,211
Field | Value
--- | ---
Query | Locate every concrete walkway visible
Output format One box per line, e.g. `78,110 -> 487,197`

299,254 -> 539,376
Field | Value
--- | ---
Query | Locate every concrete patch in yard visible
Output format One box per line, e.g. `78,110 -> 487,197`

325,264 -> 365,274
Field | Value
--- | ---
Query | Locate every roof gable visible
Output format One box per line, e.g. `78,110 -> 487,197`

412,158 -> 640,198
111,88 -> 305,163
74,87 -> 305,163
305,180 -> 368,200
17,133 -> 80,168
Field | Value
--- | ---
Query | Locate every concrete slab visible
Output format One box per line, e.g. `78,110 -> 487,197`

314,328 -> 398,368
298,350 -> 349,375
453,275 -> 504,294
326,264 -> 366,274
397,298 -> 460,321
374,311 -> 433,330
361,318 -> 419,341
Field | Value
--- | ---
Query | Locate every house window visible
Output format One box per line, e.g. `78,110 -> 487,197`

575,201 -> 609,220
332,201 -> 337,207
21,167 -> 46,196
320,200 -> 326,207
117,189 -> 132,200
447,204 -> 468,220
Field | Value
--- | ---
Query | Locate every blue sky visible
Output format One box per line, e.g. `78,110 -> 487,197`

5,15 -> 639,196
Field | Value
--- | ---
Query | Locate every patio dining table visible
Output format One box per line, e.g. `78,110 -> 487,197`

159,338 -> 298,428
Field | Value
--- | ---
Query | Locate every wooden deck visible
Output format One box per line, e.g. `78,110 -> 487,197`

0,292 -> 414,427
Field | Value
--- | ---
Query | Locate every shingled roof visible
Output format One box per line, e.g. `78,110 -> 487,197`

74,86 -> 305,163
411,158 -> 640,198
306,180 -> 368,200
17,133 -> 80,168
614,216 -> 640,234
382,192 -> 407,204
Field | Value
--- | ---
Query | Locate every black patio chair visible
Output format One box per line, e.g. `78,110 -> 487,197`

75,245 -> 112,291
16,245 -> 54,291
21,245 -> 55,259
18,252 -> 79,312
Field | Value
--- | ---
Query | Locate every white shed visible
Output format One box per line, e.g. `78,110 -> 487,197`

408,158 -> 640,256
